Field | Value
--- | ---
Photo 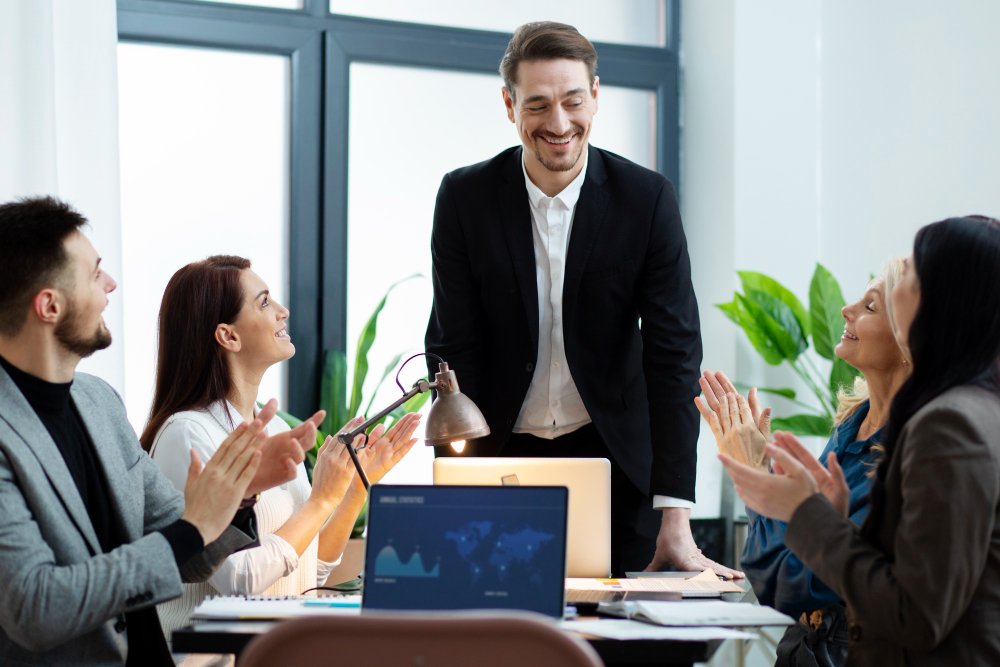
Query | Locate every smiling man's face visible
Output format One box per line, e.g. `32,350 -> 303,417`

54,231 -> 116,358
503,58 -> 598,192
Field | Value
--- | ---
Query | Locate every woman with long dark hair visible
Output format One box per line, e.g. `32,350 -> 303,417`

140,255 -> 420,637
720,216 -> 1000,664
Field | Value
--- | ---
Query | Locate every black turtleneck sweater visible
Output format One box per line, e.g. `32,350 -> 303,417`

0,355 -> 202,665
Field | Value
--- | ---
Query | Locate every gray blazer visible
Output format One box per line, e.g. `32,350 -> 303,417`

786,385 -> 1000,666
0,365 -> 251,665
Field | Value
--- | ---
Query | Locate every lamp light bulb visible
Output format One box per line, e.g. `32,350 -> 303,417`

450,440 -> 466,454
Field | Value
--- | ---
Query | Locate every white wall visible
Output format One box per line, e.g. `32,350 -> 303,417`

0,0 -> 124,391
681,0 -> 1000,517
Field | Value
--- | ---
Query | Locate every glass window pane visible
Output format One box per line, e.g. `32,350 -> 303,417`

330,0 -> 665,47
187,0 -> 303,9
346,62 -> 656,483
117,42 -> 290,431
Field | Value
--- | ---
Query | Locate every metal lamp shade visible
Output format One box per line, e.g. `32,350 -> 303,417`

424,363 -> 490,446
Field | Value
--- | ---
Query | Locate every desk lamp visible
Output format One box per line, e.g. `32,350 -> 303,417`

336,354 -> 490,490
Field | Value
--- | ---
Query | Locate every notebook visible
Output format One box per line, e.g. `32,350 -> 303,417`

362,485 -> 568,619
192,595 -> 361,620
433,457 -> 611,577
596,600 -> 795,627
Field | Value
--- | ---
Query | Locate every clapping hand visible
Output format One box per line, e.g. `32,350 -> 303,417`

308,432 -> 358,509
182,417 -> 266,543
695,370 -> 771,469
719,433 -> 850,522
772,432 -> 850,516
356,413 -> 422,488
245,400 -> 325,496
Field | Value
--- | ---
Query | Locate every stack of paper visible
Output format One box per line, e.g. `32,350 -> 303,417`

564,619 -> 757,641
599,600 -> 794,627
566,569 -> 743,602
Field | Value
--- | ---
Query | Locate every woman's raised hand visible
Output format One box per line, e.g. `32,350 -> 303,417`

695,370 -> 771,469
772,432 -> 850,517
308,432 -> 358,509
181,418 -> 266,543
357,412 -> 422,487
246,400 -> 324,496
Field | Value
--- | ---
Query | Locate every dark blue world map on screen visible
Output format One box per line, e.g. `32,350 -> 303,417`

363,485 -> 567,617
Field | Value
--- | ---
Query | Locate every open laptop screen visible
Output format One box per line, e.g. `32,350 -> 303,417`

363,485 -> 568,618
433,457 -> 611,577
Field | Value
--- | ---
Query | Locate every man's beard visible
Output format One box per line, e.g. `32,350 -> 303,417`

532,132 -> 584,173
55,300 -> 112,358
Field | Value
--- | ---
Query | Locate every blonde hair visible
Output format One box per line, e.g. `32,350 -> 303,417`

832,257 -> 906,426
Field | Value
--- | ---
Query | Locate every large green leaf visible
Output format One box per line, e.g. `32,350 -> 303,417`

830,356 -> 862,399
732,382 -> 797,400
737,293 -> 804,362
755,386 -> 797,400
349,274 -> 423,417
364,352 -> 406,417
770,413 -> 833,437
738,271 -> 810,338
717,298 -> 785,365
349,294 -> 388,417
320,349 -> 349,436
274,407 -> 303,428
387,389 -> 432,424
744,289 -> 808,357
809,263 -> 847,361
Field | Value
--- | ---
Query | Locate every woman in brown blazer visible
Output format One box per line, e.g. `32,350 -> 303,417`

720,215 -> 1000,666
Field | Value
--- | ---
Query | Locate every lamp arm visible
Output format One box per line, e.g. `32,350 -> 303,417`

336,379 -> 435,490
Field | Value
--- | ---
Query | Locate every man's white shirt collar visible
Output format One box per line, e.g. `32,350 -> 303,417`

521,150 -> 589,211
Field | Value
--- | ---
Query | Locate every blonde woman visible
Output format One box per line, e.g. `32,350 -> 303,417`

721,216 -> 1000,664
697,259 -> 909,666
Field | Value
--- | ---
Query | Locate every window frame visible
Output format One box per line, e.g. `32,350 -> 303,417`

116,0 -> 680,418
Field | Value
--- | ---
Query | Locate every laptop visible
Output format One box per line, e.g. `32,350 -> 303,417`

362,485 -> 568,619
434,457 -> 611,577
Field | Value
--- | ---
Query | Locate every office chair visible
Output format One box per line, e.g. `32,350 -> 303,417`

238,610 -> 603,667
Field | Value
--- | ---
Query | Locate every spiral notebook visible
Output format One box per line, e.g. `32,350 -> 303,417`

191,594 -> 361,620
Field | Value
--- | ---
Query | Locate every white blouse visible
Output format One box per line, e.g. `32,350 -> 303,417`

149,400 -> 339,636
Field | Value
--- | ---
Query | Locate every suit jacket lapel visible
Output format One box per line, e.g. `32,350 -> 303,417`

0,366 -> 102,555
71,381 -> 137,542
564,147 -> 610,324
500,148 -> 540,351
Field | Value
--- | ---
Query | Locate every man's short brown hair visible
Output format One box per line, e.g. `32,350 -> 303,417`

0,197 -> 87,336
499,22 -> 598,98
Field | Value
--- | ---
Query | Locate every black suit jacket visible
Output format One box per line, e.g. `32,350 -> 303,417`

424,145 -> 702,501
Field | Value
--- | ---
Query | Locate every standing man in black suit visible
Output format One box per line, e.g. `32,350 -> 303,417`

425,21 -> 741,578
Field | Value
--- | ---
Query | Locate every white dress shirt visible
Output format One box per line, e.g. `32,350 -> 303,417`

513,154 -> 591,438
514,153 -> 691,511
149,400 -> 339,636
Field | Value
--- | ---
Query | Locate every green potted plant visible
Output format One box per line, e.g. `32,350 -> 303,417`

275,276 -> 430,585
716,263 -> 862,436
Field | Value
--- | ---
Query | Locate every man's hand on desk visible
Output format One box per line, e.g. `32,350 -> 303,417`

644,507 -> 745,580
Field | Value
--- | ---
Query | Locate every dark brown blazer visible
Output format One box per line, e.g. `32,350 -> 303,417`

786,385 -> 1000,666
